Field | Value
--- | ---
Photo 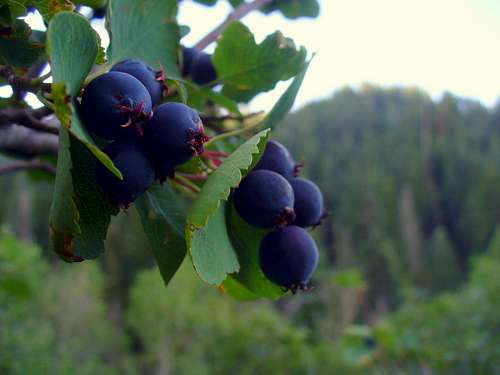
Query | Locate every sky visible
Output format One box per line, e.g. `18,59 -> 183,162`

9,0 -> 500,111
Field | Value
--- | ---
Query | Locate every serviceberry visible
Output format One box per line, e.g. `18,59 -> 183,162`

259,225 -> 319,291
289,177 -> 324,227
254,140 -> 298,179
111,59 -> 164,106
96,142 -> 155,207
191,52 -> 217,85
143,102 -> 208,170
182,47 -> 199,77
80,71 -> 152,140
233,169 -> 296,228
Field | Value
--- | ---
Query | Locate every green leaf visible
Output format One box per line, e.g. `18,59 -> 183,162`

261,0 -> 320,19
226,203 -> 284,298
189,204 -> 239,285
222,275 -> 259,300
48,12 -> 122,261
186,82 -> 241,115
213,22 -> 307,102
185,130 -> 270,285
108,0 -> 180,77
71,138 -> 119,259
263,57 -> 313,130
49,128 -> 82,262
0,20 -> 44,67
48,12 -> 121,178
136,183 -> 187,286
186,129 -> 270,228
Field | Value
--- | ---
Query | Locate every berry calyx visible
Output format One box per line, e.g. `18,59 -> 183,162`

233,170 -> 295,228
259,225 -> 319,291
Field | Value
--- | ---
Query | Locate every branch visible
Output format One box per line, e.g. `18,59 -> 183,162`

0,107 -> 58,134
194,0 -> 273,51
0,159 -> 56,176
0,124 -> 58,156
0,65 -> 52,97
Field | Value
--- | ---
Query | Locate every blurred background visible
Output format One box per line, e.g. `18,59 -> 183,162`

1,1 -> 499,374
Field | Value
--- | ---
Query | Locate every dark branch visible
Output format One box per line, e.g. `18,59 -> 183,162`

0,107 -> 58,134
194,0 -> 273,51
0,159 -> 56,176
0,124 -> 58,156
0,65 -> 51,97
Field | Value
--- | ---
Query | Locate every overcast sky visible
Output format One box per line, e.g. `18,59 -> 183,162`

12,0 -> 500,111
180,0 -> 500,110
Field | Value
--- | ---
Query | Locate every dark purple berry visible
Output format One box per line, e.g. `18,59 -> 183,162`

143,102 -> 208,168
234,170 -> 295,228
80,71 -> 152,141
259,226 -> 319,291
191,52 -> 217,85
254,140 -> 298,179
182,47 -> 199,77
92,6 -> 107,19
96,142 -> 154,207
111,59 -> 164,107
289,177 -> 324,228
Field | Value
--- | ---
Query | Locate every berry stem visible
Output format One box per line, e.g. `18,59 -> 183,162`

171,175 -> 201,194
203,150 -> 230,158
176,172 -> 208,182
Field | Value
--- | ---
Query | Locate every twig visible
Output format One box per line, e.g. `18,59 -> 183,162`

0,107 -> 58,134
0,159 -> 56,176
0,124 -> 58,156
194,0 -> 273,51
0,65 -> 51,97
175,172 -> 208,181
171,175 -> 201,194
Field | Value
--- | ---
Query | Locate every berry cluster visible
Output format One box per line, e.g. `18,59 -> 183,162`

233,141 -> 325,292
80,59 -> 209,207
181,47 -> 218,85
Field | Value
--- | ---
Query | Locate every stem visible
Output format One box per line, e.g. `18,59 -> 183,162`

203,150 -> 230,158
194,0 -> 273,51
0,107 -> 58,134
171,175 -> 201,194
0,159 -> 56,176
204,120 -> 262,147
176,172 -> 208,182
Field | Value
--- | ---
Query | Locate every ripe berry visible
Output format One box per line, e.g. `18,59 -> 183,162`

191,52 -> 217,85
289,177 -> 324,228
254,140 -> 298,179
182,47 -> 199,77
96,142 -> 154,207
80,71 -> 152,141
233,170 -> 296,228
259,226 -> 319,291
143,102 -> 208,168
111,59 -> 164,106
92,6 -> 107,19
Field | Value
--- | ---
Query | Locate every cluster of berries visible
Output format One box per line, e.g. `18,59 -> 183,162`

181,47 -> 218,85
233,141 -> 325,292
79,59 -> 209,207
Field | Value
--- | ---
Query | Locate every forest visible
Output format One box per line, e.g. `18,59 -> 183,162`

1,85 -> 499,374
